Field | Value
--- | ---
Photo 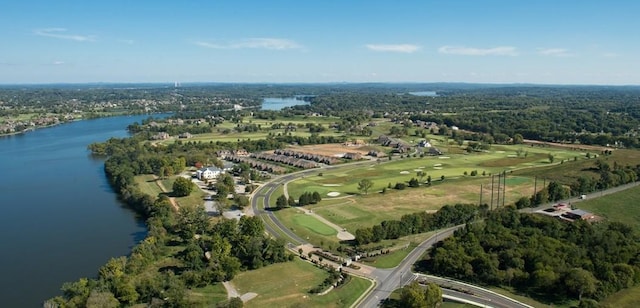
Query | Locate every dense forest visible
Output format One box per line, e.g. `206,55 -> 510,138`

417,207 -> 640,304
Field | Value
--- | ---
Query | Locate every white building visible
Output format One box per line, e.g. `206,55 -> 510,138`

196,167 -> 222,180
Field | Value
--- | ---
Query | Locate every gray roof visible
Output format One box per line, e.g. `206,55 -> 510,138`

569,209 -> 592,217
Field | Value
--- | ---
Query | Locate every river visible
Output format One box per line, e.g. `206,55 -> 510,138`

0,114 -> 165,307
262,97 -> 310,110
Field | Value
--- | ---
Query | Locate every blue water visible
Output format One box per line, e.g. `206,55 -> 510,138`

262,97 -> 310,110
408,91 -> 438,97
0,114 -> 166,307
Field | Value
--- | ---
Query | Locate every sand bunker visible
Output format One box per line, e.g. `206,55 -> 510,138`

322,184 -> 342,187
400,171 -> 410,174
507,154 -> 517,157
495,150 -> 505,153
439,156 -> 450,159
413,169 -> 423,172
433,167 -> 443,170
433,163 -> 442,167
327,192 -> 340,197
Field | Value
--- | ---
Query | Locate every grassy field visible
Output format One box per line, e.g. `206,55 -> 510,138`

292,214 -> 338,236
577,185 -> 640,230
274,208 -> 342,249
188,284 -> 228,306
599,284 -> 640,308
156,115 -> 346,145
231,258 -> 372,308
134,174 -> 164,197
281,144 -> 590,232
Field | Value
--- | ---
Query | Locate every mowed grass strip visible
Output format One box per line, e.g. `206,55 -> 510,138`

292,213 -> 337,236
232,258 -> 371,308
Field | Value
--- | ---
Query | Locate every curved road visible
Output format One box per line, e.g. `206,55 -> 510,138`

249,161 -> 638,307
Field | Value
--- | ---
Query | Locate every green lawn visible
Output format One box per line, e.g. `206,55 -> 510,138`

232,258 -> 371,308
488,286 -> 577,308
361,243 -> 416,268
274,209 -> 341,249
188,284 -> 228,306
134,174 -> 164,197
577,185 -> 640,230
600,284 -> 640,308
292,214 -> 337,236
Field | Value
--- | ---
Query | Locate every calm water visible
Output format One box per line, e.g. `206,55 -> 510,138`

262,97 -> 310,110
0,115 -> 164,307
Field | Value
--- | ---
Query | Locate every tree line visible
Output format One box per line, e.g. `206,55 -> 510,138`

417,207 -> 640,305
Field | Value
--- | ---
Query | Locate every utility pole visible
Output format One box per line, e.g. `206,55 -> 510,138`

496,172 -> 501,208
502,170 -> 507,207
490,175 -> 494,210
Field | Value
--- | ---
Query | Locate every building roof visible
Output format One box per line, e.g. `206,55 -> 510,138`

569,209 -> 592,217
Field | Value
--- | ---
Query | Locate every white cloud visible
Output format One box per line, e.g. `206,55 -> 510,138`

365,44 -> 420,53
34,28 -> 96,42
52,61 -> 64,65
438,45 -> 518,56
538,48 -> 572,57
195,38 -> 302,50
603,52 -> 619,58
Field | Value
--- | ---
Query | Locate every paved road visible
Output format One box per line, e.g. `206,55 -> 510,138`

357,226 -> 464,308
250,159 -> 640,307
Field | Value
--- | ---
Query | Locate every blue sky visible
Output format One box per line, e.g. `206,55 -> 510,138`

1,0 -> 638,84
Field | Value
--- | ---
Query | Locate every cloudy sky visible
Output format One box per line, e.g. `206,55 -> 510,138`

1,0 -> 638,84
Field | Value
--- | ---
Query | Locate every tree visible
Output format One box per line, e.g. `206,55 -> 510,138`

275,195 -> 287,209
548,153 -> 555,163
564,268 -> 597,300
398,281 -> 442,308
417,170 -> 426,182
408,178 -> 420,187
423,282 -> 443,308
233,194 -> 249,209
358,179 -> 373,195
172,177 -> 194,197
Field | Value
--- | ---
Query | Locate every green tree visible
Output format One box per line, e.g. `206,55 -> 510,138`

548,153 -> 555,163
85,290 -> 119,308
277,193 -> 291,210
234,194 -> 249,209
417,170 -> 426,182
564,268 -> 597,300
172,177 -> 194,197
357,179 -> 373,195
423,282 -> 443,308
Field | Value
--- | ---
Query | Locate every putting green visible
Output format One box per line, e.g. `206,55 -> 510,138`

291,214 -> 337,236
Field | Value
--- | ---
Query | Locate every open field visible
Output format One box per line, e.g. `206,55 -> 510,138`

284,144 -> 585,231
274,209 -> 342,249
599,284 -> 640,308
134,174 -> 164,197
188,284 -> 228,306
292,213 -> 338,236
155,115 -> 346,145
359,232 -> 436,268
287,143 -> 373,158
231,258 -> 372,308
577,185 -> 640,230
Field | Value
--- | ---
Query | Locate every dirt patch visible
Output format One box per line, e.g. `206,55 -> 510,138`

287,143 -> 371,157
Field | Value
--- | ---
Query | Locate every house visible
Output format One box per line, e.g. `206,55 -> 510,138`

427,147 -> 443,156
178,132 -> 192,139
196,167 -> 222,180
343,152 -> 362,160
151,132 -> 170,140
418,140 -> 431,147
564,209 -> 595,221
